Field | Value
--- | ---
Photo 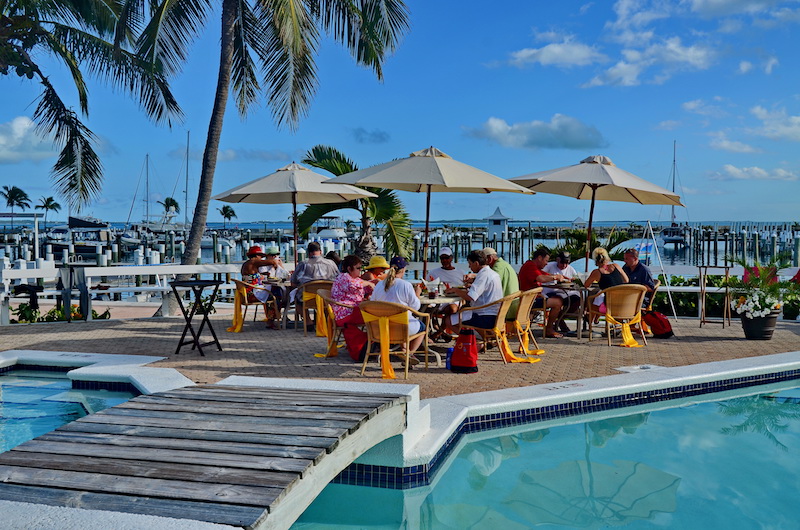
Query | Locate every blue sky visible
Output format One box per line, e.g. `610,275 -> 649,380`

2,0 -> 800,226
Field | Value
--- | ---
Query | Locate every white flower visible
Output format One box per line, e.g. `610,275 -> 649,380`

731,289 -> 780,319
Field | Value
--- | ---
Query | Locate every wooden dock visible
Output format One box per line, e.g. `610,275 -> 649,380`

0,384 -> 409,529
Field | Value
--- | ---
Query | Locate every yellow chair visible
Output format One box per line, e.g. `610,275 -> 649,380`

297,280 -> 334,336
511,288 -> 545,357
316,289 -> 356,358
587,284 -> 648,347
456,292 -> 539,364
229,279 -> 280,332
359,301 -> 432,380
528,290 -> 552,339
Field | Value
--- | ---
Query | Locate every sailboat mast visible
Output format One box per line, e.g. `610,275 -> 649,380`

671,140 -> 676,224
145,153 -> 150,225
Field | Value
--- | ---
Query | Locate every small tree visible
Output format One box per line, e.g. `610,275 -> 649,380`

35,196 -> 62,228
157,197 -> 180,214
1,186 -> 31,229
217,205 -> 236,229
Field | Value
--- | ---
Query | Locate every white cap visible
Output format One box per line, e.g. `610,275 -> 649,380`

439,246 -> 453,257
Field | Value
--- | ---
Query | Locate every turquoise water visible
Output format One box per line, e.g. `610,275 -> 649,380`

294,385 -> 800,528
0,370 -> 134,452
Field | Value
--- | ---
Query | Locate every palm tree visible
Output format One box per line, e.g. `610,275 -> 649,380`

35,196 -> 62,229
217,205 -> 236,229
2,0 -> 181,212
1,186 -> 31,230
157,197 -> 180,214
298,145 -> 411,261
121,0 -> 410,266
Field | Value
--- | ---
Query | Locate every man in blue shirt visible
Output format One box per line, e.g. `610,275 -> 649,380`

622,248 -> 655,305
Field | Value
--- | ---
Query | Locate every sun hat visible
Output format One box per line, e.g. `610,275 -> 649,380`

265,246 -> 280,255
390,256 -> 409,269
246,245 -> 266,257
366,256 -> 390,270
439,246 -> 453,257
482,247 -> 498,256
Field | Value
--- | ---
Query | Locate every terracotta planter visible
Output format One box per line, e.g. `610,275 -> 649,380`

740,309 -> 781,340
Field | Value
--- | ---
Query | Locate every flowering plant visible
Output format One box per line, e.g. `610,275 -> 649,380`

727,258 -> 793,320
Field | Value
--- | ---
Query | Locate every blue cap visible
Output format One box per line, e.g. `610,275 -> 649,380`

390,256 -> 409,269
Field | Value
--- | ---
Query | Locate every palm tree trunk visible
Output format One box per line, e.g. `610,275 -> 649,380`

355,206 -> 375,261
180,0 -> 236,266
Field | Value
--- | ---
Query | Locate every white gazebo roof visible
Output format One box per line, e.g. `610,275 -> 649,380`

484,207 -> 511,221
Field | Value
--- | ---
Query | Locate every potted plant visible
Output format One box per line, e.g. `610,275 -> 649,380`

727,257 -> 796,340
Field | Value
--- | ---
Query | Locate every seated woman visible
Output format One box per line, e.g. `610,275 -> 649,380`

331,255 -> 374,362
584,247 -> 629,315
259,246 -> 289,308
241,245 -> 279,328
369,256 -> 425,364
361,255 -> 390,284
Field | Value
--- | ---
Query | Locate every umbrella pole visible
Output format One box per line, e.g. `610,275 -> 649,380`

292,193 -> 299,266
585,186 -> 597,272
422,185 -> 432,279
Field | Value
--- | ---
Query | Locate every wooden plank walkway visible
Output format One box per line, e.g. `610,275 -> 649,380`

0,385 -> 409,529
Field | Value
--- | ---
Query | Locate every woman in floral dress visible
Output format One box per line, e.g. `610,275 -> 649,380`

331,255 -> 373,361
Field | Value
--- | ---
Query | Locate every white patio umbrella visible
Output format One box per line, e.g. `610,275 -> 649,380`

212,162 -> 377,264
325,147 -> 533,277
511,155 -> 683,270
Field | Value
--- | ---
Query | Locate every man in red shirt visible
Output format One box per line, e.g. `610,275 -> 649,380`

518,248 -> 568,338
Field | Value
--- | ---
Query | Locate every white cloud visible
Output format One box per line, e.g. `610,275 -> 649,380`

351,127 -> 390,144
0,116 -> 56,163
688,0 -> 787,17
708,132 -> 761,153
764,56 -> 779,73
214,149 -> 292,162
656,120 -> 681,130
467,114 -> 608,150
710,163 -> 798,181
579,2 -> 594,15
585,37 -> 714,86
750,105 -> 800,141
738,60 -> 753,73
718,18 -> 744,33
682,98 -> 727,118
605,0 -> 671,45
510,37 -> 608,68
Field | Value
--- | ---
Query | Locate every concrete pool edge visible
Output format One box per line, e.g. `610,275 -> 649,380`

0,349 -> 195,394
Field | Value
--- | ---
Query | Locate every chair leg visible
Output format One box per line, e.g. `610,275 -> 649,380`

360,340 -> 374,376
606,319 -> 611,347
403,340 -> 410,380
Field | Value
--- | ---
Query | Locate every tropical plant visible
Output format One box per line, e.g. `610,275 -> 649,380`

217,205 -> 236,229
1,0 -> 180,211
298,145 -> 412,260
0,185 -> 31,229
35,196 -> 61,228
157,197 -> 180,214
727,255 -> 797,319
120,0 -> 410,266
545,228 -> 631,263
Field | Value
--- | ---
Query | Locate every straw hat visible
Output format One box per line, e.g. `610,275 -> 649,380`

366,256 -> 390,270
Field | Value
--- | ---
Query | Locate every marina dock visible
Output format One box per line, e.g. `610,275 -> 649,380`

0,384 -> 409,529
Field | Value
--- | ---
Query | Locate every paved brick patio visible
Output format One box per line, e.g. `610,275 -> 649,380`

2,313 -> 798,399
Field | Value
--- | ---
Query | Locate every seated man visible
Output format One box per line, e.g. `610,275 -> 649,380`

483,247 -> 520,319
518,248 -> 568,338
622,248 -> 656,306
289,241 -> 340,304
542,250 -> 581,333
446,249 -> 503,332
259,246 -> 289,308
427,247 -> 466,341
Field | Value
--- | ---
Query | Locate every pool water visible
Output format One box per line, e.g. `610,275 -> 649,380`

0,370 -> 134,452
294,385 -> 800,528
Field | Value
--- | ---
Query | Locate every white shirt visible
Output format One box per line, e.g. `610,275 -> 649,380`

370,277 -> 422,330
542,261 -> 579,297
258,264 -> 289,280
467,266 -> 503,316
429,266 -> 466,286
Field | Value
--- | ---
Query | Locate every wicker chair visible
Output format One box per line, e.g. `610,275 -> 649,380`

359,301 -> 432,379
587,284 -> 648,346
317,289 -> 356,357
231,279 -> 280,328
296,280 -> 334,335
511,288 -> 544,356
456,292 -> 519,364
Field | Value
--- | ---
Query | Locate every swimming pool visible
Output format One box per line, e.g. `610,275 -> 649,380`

293,381 -> 800,528
0,369 -> 135,452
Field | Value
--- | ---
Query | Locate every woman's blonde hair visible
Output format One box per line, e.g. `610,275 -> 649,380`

383,266 -> 402,290
592,247 -> 610,266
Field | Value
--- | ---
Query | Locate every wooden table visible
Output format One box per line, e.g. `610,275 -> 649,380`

418,294 -> 462,306
549,284 -> 595,340
170,279 -> 224,356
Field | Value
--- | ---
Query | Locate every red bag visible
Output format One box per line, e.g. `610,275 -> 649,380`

451,329 -> 478,373
643,311 -> 674,339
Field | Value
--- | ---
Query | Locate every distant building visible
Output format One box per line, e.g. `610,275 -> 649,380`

484,207 -> 510,242
572,216 -> 587,228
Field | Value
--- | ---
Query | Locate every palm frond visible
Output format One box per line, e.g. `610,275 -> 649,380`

231,0 -> 261,115
302,144 -> 357,176
382,214 -> 411,257
297,201 -> 359,236
136,0 -> 212,77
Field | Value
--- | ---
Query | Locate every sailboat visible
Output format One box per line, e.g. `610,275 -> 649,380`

660,141 -> 687,246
